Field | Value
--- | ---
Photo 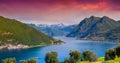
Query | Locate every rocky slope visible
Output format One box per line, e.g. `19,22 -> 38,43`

67,16 -> 120,42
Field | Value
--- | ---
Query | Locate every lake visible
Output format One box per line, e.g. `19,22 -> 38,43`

0,37 -> 118,63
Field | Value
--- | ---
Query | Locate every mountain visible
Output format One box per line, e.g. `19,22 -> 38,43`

67,16 -> 120,41
105,26 -> 120,41
0,16 -> 56,48
118,20 -> 120,23
27,23 -> 75,36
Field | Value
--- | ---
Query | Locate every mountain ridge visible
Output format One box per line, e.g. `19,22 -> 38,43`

67,16 -> 120,42
27,23 -> 76,36
0,16 -> 58,49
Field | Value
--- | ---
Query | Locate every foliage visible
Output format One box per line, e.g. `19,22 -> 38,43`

63,50 -> 82,63
45,51 -> 59,63
115,44 -> 120,57
0,16 -> 55,46
63,58 -> 69,63
63,57 -> 77,63
83,50 -> 98,62
20,60 -> 27,63
69,50 -> 82,62
78,57 -> 120,63
105,48 -> 116,60
2,58 -> 37,63
2,58 -> 16,63
27,58 -> 37,63
20,58 -> 37,63
68,57 -> 76,63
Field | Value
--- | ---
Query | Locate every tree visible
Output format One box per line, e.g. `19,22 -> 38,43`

105,48 -> 116,60
20,58 -> 36,63
83,50 -> 98,62
115,44 -> 120,57
63,50 -> 82,63
27,58 -> 37,63
69,57 -> 76,63
2,58 -> 16,63
63,57 -> 76,63
63,58 -> 69,63
69,50 -> 82,62
83,50 -> 91,60
88,52 -> 98,62
20,60 -> 27,63
45,51 -> 59,63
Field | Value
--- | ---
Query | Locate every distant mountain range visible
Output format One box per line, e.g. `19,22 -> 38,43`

0,16 -> 57,48
0,15 -> 119,47
27,23 -> 76,36
67,16 -> 120,42
118,20 -> 120,23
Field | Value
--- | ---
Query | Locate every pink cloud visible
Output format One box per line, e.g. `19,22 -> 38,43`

0,0 -> 119,24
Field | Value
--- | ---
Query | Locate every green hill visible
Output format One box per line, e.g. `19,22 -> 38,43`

67,16 -> 120,42
0,16 -> 56,47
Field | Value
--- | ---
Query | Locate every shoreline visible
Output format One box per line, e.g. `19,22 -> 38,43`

76,38 -> 120,43
77,39 -> 120,43
0,41 -> 65,50
0,44 -> 29,50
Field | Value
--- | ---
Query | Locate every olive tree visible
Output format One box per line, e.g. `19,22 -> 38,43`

105,48 -> 116,60
115,44 -> 120,57
69,50 -> 82,62
45,51 -> 59,63
27,58 -> 37,63
2,58 -> 16,63
20,58 -> 36,63
20,60 -> 27,63
83,50 -> 98,62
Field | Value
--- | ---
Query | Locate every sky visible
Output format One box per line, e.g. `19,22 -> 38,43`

0,0 -> 120,25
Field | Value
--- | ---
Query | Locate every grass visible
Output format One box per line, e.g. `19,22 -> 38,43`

77,57 -> 120,63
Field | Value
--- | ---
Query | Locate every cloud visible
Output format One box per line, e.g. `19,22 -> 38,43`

0,0 -> 119,25
106,0 -> 120,10
0,0 -> 119,11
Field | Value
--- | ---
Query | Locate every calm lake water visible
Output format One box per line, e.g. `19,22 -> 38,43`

0,37 -> 118,63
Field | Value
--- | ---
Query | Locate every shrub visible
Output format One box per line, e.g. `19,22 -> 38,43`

20,60 -> 27,63
83,50 -> 98,62
45,51 -> 59,63
63,50 -> 82,63
63,58 -> 69,63
20,58 -> 36,63
63,57 -> 76,63
69,57 -> 76,63
2,58 -> 16,63
105,48 -> 116,60
27,58 -> 37,63
115,44 -> 120,57
69,50 -> 82,62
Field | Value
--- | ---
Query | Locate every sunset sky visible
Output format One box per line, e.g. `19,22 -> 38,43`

0,0 -> 120,25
